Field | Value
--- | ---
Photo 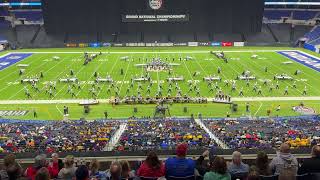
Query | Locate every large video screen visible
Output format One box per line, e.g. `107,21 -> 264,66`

42,0 -> 264,34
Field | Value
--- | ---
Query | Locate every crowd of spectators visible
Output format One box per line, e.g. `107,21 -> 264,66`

116,119 -> 214,151
1,143 -> 320,180
0,120 -> 120,153
2,117 -> 320,154
204,118 -> 320,149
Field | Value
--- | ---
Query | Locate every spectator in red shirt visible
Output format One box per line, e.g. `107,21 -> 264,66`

25,154 -> 59,180
137,151 -> 165,178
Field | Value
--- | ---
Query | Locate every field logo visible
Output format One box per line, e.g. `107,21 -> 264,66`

7,56 -> 22,60
0,110 -> 29,116
277,51 -> 320,72
292,106 -> 316,115
149,0 -> 163,10
0,53 -> 32,71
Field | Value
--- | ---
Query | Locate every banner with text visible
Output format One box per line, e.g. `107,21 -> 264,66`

122,14 -> 189,22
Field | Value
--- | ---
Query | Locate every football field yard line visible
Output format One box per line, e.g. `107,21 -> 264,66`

207,54 -> 241,95
32,54 -> 77,99
117,54 -> 132,95
0,54 -> 49,93
233,53 -> 270,97
74,55 -> 107,97
55,104 -> 64,116
53,58 -> 88,99
0,54 -> 47,81
0,53 -> 10,58
179,53 -> 194,81
192,53 -> 229,96
226,53 -> 259,97
273,52 -> 319,88
0,96 -> 320,104
76,53 -> 115,97
255,53 -> 304,95
7,55 -> 71,100
254,102 -> 263,116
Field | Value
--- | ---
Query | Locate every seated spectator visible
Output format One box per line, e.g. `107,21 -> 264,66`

75,165 -> 89,180
247,169 -> 260,180
25,154 -> 50,180
137,151 -> 165,178
2,154 -> 22,180
120,160 -> 135,179
89,159 -> 107,180
47,153 -> 59,178
270,143 -> 298,176
58,155 -> 77,179
253,151 -> 272,176
51,153 -> 64,171
204,156 -> 231,180
298,145 -> 320,174
165,143 -> 195,178
278,170 -> 296,180
196,146 -> 217,176
106,161 -> 122,180
227,151 -> 249,177
35,167 -> 50,180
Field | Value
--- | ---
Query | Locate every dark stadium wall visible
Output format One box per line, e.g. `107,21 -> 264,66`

42,0 -> 264,35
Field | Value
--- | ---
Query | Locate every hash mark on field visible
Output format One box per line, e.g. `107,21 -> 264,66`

53,55 -> 87,99
0,54 -> 45,81
119,55 -> 133,96
32,54 -> 76,99
179,53 -> 194,81
8,54 -> 68,100
76,54 -> 112,97
251,52 -> 303,95
232,53 -> 266,97
0,54 -> 48,93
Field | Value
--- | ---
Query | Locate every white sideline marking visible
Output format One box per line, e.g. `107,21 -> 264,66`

8,50 -> 296,54
0,96 -> 319,105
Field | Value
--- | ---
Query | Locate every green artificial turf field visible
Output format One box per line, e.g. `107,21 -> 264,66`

0,47 -> 319,120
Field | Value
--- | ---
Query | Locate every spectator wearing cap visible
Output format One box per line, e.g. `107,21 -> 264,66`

270,143 -> 298,175
227,151 -> 249,177
196,146 -> 217,176
58,155 -> 77,179
165,143 -> 195,178
298,145 -> 320,174
75,165 -> 89,180
137,151 -> 165,178
204,156 -> 231,180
